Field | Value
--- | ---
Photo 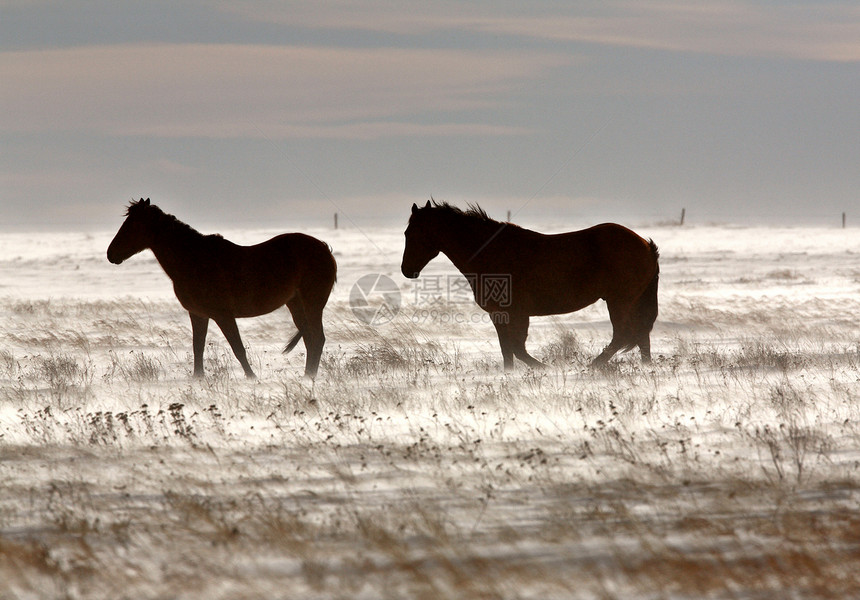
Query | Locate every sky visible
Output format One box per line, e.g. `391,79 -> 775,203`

1,1 -> 858,231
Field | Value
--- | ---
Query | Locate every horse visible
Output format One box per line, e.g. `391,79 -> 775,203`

401,200 -> 659,370
107,198 -> 336,379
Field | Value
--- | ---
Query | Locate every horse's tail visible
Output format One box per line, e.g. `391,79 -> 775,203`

283,330 -> 303,354
627,239 -> 659,349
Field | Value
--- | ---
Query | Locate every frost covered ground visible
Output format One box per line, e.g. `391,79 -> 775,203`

1,222 -> 859,599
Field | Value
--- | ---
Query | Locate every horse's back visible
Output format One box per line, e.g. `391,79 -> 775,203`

555,222 -> 647,247
179,232 -> 335,318
547,224 -> 652,265
571,223 -> 657,296
505,223 -> 656,315
254,232 -> 337,284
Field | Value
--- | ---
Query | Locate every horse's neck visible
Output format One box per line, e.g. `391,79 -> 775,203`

148,221 -> 200,282
435,217 -> 500,273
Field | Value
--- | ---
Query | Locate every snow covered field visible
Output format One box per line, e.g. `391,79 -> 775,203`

1,222 -> 859,599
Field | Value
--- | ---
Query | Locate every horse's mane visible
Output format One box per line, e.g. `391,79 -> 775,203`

430,200 -> 491,222
127,199 -> 223,241
429,200 -> 517,229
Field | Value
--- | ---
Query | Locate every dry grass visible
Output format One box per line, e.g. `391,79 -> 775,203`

2,229 -> 860,598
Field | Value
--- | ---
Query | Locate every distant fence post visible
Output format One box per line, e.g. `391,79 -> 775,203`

843,212 -> 846,229
680,208 -> 686,226
507,210 -> 511,222
334,213 -> 338,230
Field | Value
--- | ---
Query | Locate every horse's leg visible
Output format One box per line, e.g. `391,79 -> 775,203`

492,317 -> 515,371
287,294 -> 324,379
190,313 -> 209,377
301,302 -> 326,379
638,334 -> 652,363
591,298 -> 634,367
508,313 -> 545,369
286,295 -> 308,344
591,339 -> 623,367
214,317 -> 256,379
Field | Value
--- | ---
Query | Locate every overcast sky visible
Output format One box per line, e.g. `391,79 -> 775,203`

2,1 -> 858,230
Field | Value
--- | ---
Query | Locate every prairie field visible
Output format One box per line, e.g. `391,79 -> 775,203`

1,223 -> 859,599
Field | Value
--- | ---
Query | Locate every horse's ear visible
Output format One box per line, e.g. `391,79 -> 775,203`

144,198 -> 150,205
412,203 -> 419,214
424,199 -> 431,209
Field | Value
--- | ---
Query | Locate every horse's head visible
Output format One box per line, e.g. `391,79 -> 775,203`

401,200 -> 440,278
107,198 -> 156,264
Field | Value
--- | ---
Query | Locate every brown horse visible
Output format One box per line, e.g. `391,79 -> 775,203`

107,199 -> 336,378
401,200 -> 659,369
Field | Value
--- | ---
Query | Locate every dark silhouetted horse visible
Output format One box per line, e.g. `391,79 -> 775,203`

401,200 -> 659,369
107,199 -> 336,378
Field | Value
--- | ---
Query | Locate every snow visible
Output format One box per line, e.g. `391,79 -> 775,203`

1,222 -> 859,599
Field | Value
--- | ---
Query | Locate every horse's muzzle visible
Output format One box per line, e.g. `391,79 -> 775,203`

401,267 -> 419,279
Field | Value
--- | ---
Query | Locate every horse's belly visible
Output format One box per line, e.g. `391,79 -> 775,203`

233,298 -> 284,318
174,281 -> 289,319
525,294 -> 600,317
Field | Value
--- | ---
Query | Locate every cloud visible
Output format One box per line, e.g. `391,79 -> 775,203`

214,1 -> 482,35
0,43 -> 570,139
221,1 -> 860,63
476,3 -> 860,63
